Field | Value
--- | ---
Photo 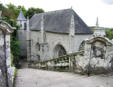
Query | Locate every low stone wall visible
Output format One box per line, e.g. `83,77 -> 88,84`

29,36 -> 113,75
28,51 -> 84,72
73,36 -> 113,74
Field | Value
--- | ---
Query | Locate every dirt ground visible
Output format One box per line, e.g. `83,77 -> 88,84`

15,68 -> 113,87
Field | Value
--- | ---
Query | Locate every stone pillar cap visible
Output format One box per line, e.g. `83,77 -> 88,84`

0,20 -> 16,34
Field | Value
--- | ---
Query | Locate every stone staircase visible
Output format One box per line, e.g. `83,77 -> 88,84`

28,51 -> 84,73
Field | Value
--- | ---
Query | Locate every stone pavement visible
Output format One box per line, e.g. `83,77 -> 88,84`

15,68 -> 113,87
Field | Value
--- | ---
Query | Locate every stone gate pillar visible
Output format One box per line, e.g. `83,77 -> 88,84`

0,20 -> 15,87
84,36 -> 113,74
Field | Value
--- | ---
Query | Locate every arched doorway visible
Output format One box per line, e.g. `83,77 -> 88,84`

54,44 -> 66,58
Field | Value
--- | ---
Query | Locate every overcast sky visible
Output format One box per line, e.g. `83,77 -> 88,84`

1,0 -> 113,28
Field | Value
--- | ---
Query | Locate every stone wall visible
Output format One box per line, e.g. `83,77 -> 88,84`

6,35 -> 15,87
30,31 -> 41,61
29,31 -> 91,62
74,36 -> 113,74
72,35 -> 91,52
17,29 -> 27,57
0,29 -> 8,87
28,51 -> 84,72
0,20 -> 15,87
29,35 -> 113,74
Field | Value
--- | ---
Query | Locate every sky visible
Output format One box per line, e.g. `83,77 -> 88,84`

1,0 -> 113,28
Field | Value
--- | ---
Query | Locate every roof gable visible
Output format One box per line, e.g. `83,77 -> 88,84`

72,10 -> 92,34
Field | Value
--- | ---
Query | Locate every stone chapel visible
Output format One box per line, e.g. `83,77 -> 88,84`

17,8 -> 92,62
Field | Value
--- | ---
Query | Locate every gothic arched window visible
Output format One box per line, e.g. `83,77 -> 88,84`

54,44 -> 66,58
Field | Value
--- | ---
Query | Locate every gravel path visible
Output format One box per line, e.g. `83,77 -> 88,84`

15,68 -> 113,87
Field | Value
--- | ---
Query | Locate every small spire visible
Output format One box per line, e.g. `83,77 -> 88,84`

96,17 -> 99,28
71,6 -> 73,9
17,8 -> 26,21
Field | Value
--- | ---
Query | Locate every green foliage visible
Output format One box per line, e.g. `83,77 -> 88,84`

0,2 -> 44,67
6,3 -> 26,21
11,34 -> 20,56
17,5 -> 26,16
13,68 -> 18,87
0,3 -> 21,67
106,29 -> 113,40
11,53 -> 14,67
0,3 -> 20,67
11,30 -> 20,68
26,7 -> 44,18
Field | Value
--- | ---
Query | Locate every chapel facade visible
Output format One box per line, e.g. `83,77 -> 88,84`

17,8 -> 92,62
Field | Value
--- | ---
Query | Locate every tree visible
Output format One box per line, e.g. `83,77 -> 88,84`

17,5 -> 26,16
0,3 -> 20,67
0,3 -> 44,67
26,7 -> 44,18
6,3 -> 27,22
106,29 -> 113,40
10,30 -> 20,68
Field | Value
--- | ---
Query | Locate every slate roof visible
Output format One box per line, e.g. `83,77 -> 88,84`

30,9 -> 92,34
17,10 -> 26,21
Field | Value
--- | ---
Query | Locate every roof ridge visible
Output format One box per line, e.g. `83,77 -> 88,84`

35,8 -> 74,16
